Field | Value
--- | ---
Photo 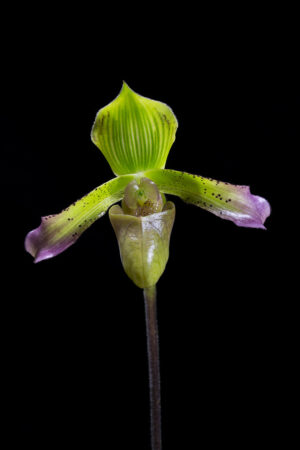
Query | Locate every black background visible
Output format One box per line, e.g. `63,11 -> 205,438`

1,6 -> 295,449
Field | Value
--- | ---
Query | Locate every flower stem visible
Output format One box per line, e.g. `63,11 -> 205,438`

143,285 -> 162,450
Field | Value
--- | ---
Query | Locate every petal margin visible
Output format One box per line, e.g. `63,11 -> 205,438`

91,82 -> 178,175
144,169 -> 271,229
25,175 -> 135,262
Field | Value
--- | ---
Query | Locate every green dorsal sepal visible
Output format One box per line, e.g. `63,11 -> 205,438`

91,82 -> 178,175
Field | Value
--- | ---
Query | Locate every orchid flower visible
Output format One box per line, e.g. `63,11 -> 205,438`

25,82 -> 270,450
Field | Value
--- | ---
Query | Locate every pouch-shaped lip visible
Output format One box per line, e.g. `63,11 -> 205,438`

109,202 -> 175,288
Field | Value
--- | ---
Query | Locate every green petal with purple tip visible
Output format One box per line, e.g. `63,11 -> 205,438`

25,175 -> 135,262
143,168 -> 271,229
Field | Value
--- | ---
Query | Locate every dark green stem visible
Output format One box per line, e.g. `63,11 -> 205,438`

143,285 -> 162,450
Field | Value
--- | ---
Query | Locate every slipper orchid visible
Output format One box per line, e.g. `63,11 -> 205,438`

25,82 -> 270,272
25,82 -> 271,450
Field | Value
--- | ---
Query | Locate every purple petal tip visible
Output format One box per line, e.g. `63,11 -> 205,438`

232,191 -> 271,229
25,217 -> 77,263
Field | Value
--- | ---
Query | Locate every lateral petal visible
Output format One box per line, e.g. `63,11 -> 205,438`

25,175 -> 135,262
144,169 -> 270,229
